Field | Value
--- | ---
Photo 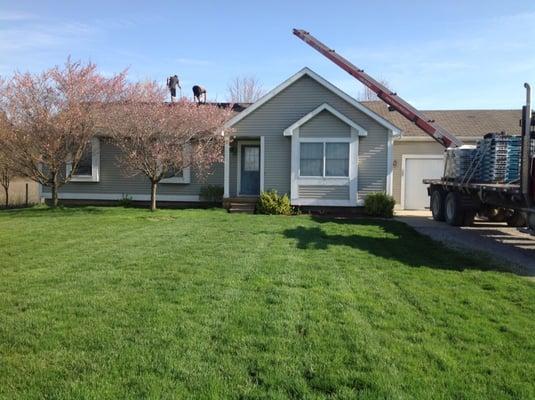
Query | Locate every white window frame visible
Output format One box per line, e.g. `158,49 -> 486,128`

67,137 -> 100,182
291,128 -> 359,207
299,139 -> 350,179
160,144 -> 192,184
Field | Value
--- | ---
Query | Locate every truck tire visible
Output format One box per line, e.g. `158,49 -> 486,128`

445,192 -> 465,226
528,212 -> 535,232
430,189 -> 445,221
463,210 -> 476,226
506,211 -> 527,227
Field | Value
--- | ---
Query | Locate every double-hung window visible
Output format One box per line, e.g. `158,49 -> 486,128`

299,142 -> 349,177
67,137 -> 100,182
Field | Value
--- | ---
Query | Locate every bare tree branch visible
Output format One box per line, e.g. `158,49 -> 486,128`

357,79 -> 391,102
227,76 -> 265,103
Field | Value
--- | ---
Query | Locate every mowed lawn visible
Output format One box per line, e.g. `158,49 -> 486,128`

0,207 -> 534,399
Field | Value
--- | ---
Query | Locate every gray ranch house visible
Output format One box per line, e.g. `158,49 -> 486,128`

42,68 -> 401,208
223,68 -> 399,207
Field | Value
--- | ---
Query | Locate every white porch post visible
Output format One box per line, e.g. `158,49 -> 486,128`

224,137 -> 230,198
386,130 -> 394,196
260,136 -> 265,193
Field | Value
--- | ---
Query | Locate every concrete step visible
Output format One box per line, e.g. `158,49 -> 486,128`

229,208 -> 255,214
228,202 -> 256,213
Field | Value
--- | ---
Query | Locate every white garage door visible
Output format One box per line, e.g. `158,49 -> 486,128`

403,156 -> 444,210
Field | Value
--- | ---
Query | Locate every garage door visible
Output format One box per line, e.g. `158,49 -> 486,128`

403,156 -> 444,210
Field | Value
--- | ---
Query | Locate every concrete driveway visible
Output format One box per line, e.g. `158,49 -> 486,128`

395,210 -> 535,278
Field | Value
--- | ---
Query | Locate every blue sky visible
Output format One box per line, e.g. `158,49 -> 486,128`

1,0 -> 534,109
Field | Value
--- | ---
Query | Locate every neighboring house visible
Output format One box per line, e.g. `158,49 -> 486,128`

40,67 -> 522,210
363,102 -> 521,210
0,177 -> 40,207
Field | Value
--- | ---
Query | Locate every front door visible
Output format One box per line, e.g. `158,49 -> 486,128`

240,145 -> 260,195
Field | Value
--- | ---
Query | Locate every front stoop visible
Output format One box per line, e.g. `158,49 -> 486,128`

223,197 -> 257,214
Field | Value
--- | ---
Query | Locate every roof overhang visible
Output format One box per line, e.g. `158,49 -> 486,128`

283,103 -> 367,136
224,67 -> 402,136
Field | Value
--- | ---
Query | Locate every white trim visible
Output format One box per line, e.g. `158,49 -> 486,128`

67,137 -> 100,182
299,137 -> 351,143
350,128 -> 358,205
292,198 -> 355,207
160,144 -> 192,184
395,136 -> 477,142
42,192 -> 200,202
400,154 -> 444,210
223,137 -> 230,198
237,140 -> 261,196
260,136 -> 265,192
225,67 -> 401,134
386,130 -> 394,196
290,128 -> 359,207
160,167 -> 191,184
283,103 -> 367,137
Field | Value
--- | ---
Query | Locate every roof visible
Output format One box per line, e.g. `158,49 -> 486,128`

225,67 -> 401,134
360,101 -> 522,138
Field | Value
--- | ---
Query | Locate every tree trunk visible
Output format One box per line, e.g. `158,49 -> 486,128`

3,186 -> 8,208
51,184 -> 59,208
150,181 -> 158,211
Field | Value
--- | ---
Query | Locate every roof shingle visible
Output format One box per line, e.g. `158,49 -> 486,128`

360,101 -> 522,138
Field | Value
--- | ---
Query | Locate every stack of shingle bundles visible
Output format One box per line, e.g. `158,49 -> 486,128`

505,135 -> 522,182
444,145 -> 476,181
477,133 -> 521,183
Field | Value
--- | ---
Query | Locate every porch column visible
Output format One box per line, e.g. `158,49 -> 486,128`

260,136 -> 265,193
224,137 -> 230,198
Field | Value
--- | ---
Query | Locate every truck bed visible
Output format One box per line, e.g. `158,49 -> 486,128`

423,179 -> 521,194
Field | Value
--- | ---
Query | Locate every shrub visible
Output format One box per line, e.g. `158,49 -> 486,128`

256,190 -> 292,215
117,194 -> 133,208
200,185 -> 224,202
364,192 -> 395,218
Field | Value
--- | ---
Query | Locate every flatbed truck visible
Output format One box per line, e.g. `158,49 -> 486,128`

293,29 -> 535,231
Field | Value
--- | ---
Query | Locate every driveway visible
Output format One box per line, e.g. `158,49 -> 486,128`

395,210 -> 535,278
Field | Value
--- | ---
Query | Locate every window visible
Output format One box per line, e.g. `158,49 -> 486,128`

160,145 -> 192,184
162,168 -> 183,180
300,143 -> 323,176
67,138 -> 100,182
74,146 -> 93,176
325,143 -> 349,176
299,142 -> 349,177
243,147 -> 260,171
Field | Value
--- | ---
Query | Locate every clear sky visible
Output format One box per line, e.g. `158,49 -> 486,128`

1,0 -> 534,109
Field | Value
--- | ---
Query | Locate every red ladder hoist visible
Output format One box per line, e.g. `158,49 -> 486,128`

293,29 -> 464,149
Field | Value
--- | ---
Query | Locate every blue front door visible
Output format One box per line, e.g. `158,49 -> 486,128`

240,145 -> 260,195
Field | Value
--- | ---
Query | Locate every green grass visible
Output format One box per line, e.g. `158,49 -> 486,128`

0,207 -> 534,399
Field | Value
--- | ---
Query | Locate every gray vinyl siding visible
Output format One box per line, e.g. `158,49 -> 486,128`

298,185 -> 349,200
43,139 -> 224,197
231,75 -> 389,198
299,110 -> 351,138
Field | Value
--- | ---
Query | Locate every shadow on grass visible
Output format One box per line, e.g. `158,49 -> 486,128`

283,217 -> 513,274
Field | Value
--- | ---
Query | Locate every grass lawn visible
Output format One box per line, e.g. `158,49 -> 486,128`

0,207 -> 534,399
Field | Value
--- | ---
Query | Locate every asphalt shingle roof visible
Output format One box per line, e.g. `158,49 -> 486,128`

360,101 -> 522,138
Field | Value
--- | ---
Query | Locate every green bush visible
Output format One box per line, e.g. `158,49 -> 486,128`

117,194 -> 133,208
364,192 -> 395,218
256,190 -> 292,215
199,185 -> 224,202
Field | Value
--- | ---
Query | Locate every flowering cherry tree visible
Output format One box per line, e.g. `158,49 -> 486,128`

0,115 -> 17,208
103,82 -> 233,211
0,59 -> 127,207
